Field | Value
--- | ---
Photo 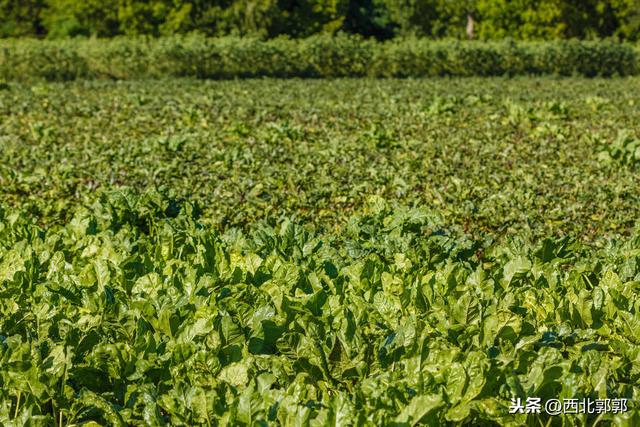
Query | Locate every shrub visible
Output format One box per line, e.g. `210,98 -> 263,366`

0,35 -> 637,81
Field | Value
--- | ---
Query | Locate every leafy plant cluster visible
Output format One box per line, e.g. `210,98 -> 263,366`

598,130 -> 640,166
2,76 -> 640,425
1,191 -> 639,426
0,36 -> 638,81
1,78 -> 639,241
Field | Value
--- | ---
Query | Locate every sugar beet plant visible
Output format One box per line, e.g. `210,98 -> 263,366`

2,78 -> 640,240
1,77 -> 640,426
0,191 -> 639,426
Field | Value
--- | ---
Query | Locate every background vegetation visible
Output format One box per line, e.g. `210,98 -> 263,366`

1,0 -> 640,41
1,36 -> 637,81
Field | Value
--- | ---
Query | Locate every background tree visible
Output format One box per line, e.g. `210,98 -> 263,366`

1,0 -> 639,40
612,0 -> 640,39
42,0 -> 119,37
0,0 -> 46,37
342,0 -> 396,39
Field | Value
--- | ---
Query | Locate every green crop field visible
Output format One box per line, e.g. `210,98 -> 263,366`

1,77 -> 640,426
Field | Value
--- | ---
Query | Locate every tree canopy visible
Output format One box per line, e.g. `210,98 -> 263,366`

1,0 -> 639,40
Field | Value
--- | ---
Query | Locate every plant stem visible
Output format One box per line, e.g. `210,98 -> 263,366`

14,391 -> 21,419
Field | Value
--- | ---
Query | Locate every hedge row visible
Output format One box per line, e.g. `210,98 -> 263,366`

1,35 -> 638,81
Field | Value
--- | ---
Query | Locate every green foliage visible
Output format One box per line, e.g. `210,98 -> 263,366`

1,0 -> 640,40
342,0 -> 396,39
611,0 -> 640,39
2,67 -> 640,425
472,0 -> 640,40
380,0 -> 442,36
116,0 -> 179,36
0,191 -> 639,425
41,0 -> 120,38
0,36 -> 637,81
0,0 -> 45,37
474,0 -> 565,40
1,77 -> 640,240
598,130 -> 640,166
272,0 -> 349,37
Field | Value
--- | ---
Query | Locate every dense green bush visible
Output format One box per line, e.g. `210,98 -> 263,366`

0,35 -> 637,80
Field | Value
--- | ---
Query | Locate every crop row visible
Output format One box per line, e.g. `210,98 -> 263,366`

1,78 -> 639,241
0,35 -> 638,81
0,192 -> 639,425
